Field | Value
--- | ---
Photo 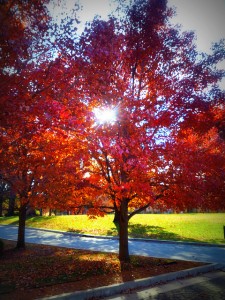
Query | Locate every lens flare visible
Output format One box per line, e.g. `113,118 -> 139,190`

93,107 -> 117,124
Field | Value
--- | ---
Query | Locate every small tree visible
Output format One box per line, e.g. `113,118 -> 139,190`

0,0 -> 83,248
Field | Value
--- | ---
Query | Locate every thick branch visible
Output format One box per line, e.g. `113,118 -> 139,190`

128,194 -> 164,220
128,202 -> 151,220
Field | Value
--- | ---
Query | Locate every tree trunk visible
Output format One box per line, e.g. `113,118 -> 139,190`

0,196 -> 3,217
113,205 -> 120,224
118,199 -> 130,262
17,203 -> 27,249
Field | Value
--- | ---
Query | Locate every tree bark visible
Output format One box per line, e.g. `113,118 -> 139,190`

118,199 -> 130,262
16,203 -> 27,249
113,205 -> 120,224
0,196 -> 3,217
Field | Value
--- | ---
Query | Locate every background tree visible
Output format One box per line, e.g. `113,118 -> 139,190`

0,0 -> 84,248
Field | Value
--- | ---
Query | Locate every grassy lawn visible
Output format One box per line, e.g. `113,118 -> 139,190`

130,213 -> 225,244
0,213 -> 225,244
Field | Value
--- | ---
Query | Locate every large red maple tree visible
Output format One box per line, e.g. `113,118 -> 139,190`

70,0 -> 225,261
1,0 -> 224,263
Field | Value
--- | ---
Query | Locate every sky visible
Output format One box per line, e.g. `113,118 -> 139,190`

169,0 -> 225,54
50,0 -> 225,88
74,0 -> 225,53
169,0 -> 225,89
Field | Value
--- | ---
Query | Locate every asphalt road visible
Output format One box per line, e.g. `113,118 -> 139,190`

0,225 -> 225,264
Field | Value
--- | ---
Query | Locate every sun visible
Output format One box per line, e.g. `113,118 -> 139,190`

93,107 -> 117,124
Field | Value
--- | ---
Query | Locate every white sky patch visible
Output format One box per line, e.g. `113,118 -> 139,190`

83,171 -> 90,178
217,60 -> 225,89
169,0 -> 225,90
78,0 -> 114,20
168,0 -> 225,53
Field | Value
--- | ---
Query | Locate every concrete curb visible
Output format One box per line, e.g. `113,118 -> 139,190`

38,263 -> 224,300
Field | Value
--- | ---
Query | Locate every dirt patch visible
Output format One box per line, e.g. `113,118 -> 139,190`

0,239 -> 205,300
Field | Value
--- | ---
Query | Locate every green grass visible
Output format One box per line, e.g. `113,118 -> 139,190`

0,213 -> 225,244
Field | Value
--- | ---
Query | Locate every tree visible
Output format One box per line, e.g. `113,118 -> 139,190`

69,0 -> 225,261
168,89 -> 225,211
0,0 -> 83,247
0,0 -> 49,247
1,0 -> 224,261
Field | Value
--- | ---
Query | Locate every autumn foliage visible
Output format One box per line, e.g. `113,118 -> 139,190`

0,0 -> 225,261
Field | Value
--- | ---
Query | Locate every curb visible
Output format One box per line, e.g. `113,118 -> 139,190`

38,263 -> 224,300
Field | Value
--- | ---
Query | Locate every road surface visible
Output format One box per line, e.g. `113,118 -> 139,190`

0,225 -> 225,264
